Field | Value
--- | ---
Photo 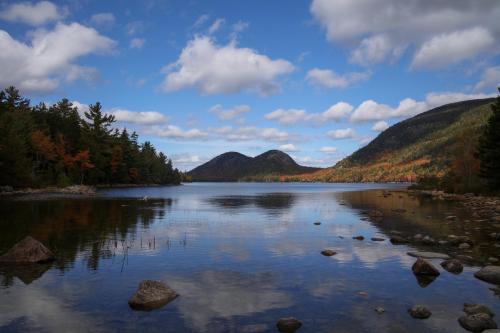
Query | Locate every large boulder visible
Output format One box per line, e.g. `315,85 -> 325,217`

128,280 -> 178,311
412,258 -> 440,276
0,236 -> 55,263
475,266 -> 500,284
276,317 -> 302,332
458,313 -> 497,332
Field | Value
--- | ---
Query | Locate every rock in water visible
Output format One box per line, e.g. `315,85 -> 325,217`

321,249 -> 337,257
458,313 -> 497,332
407,252 -> 450,260
463,303 -> 494,317
441,259 -> 464,274
412,258 -> 440,276
353,236 -> 364,241
0,236 -> 55,263
276,317 -> 302,332
408,305 -> 432,319
128,280 -> 178,311
313,221 -> 321,225
475,266 -> 500,284
371,237 -> 385,242
390,236 -> 409,244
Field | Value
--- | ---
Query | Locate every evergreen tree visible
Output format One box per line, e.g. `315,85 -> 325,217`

476,89 -> 500,192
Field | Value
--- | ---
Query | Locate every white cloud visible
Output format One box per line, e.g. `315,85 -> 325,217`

208,18 -> 225,34
291,155 -> 338,168
109,109 -> 168,125
0,22 -> 115,92
161,36 -> 294,95
279,144 -> 298,152
265,108 -> 309,126
90,13 -> 115,27
208,104 -> 250,120
129,37 -> 146,49
306,68 -> 371,88
0,1 -> 62,26
171,153 -> 207,170
322,102 -> 353,121
411,27 -> 495,69
310,0 -> 500,68
327,128 -> 356,140
71,101 -> 89,117
265,102 -> 353,126
125,21 -> 144,36
475,66 -> 500,92
372,120 -> 389,132
212,126 -> 297,143
230,20 -> 249,40
192,14 -> 210,29
319,146 -> 337,154
350,92 -> 495,122
148,125 -> 208,140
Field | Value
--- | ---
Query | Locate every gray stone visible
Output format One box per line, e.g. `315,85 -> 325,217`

128,280 -> 178,310
458,313 -> 497,332
475,266 -> 500,285
408,305 -> 431,319
276,317 -> 302,332
463,303 -> 494,317
313,221 -> 321,225
353,236 -> 364,241
390,235 -> 409,244
459,243 -> 472,250
407,252 -> 450,260
374,307 -> 385,314
441,259 -> 463,274
0,236 -> 55,263
371,237 -> 385,242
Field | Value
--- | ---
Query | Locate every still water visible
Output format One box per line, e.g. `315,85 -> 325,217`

0,183 -> 499,333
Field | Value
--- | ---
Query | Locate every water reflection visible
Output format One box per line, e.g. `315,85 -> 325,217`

1,184 -> 500,333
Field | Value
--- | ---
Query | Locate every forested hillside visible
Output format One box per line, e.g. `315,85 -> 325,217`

188,150 -> 320,181
288,98 -> 495,187
0,87 -> 182,188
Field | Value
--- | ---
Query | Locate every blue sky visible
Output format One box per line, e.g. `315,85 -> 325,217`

1,0 -> 499,170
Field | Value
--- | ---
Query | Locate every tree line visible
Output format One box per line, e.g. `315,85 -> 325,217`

0,87 -> 182,188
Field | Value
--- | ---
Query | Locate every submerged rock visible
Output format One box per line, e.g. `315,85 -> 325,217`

458,313 -> 497,332
475,266 -> 500,285
374,306 -> 385,314
441,259 -> 463,274
459,243 -> 472,250
276,317 -> 302,332
128,280 -> 178,311
371,237 -> 385,242
368,210 -> 383,218
313,221 -> 321,225
321,249 -> 337,257
408,305 -> 431,319
353,236 -> 364,241
463,303 -> 494,317
0,236 -> 55,263
412,258 -> 440,276
407,252 -> 450,260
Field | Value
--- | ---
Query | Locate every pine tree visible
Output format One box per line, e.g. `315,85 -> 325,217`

476,90 -> 500,192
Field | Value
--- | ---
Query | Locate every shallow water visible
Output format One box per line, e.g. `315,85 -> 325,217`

1,183 -> 500,333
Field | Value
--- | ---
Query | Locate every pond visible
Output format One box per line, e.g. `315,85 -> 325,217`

0,183 -> 499,333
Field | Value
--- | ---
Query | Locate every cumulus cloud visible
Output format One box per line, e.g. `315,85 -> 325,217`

327,128 -> 356,140
129,37 -> 145,49
208,104 -> 250,121
411,27 -> 495,69
0,1 -> 62,26
265,102 -> 352,126
475,66 -> 500,92
171,154 -> 207,170
161,36 -> 294,95
279,144 -> 298,152
212,126 -> 296,143
372,120 -> 389,132
306,68 -> 371,88
319,146 -> 337,154
310,0 -> 500,68
90,13 -> 115,27
148,125 -> 208,140
0,22 -> 115,92
109,109 -> 168,125
350,91 -> 495,122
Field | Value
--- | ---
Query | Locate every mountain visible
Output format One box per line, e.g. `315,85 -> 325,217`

188,150 -> 321,181
288,98 -> 496,182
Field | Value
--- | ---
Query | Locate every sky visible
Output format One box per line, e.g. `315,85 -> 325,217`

0,0 -> 499,171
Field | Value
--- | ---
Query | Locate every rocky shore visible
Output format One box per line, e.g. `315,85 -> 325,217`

0,185 -> 96,197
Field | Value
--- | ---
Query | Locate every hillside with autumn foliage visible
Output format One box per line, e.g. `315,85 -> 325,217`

284,98 -> 495,189
0,87 -> 182,188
